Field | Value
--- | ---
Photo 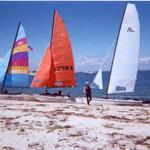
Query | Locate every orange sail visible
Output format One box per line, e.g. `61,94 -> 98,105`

31,10 -> 76,88
31,46 -> 53,87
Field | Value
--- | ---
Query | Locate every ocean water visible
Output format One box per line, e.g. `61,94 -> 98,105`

5,71 -> 150,101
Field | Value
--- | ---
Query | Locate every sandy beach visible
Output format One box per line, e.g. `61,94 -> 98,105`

0,99 -> 149,150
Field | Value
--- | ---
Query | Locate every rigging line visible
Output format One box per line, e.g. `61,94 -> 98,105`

92,38 -> 116,88
106,3 -> 128,96
100,38 -> 116,68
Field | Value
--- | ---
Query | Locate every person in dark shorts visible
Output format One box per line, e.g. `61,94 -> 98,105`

54,90 -> 62,96
83,82 -> 92,105
3,89 -> 8,94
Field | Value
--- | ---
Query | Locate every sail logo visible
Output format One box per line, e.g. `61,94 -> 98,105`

55,81 -> 63,86
116,86 -> 126,91
127,27 -> 134,32
34,80 -> 42,83
61,33 -> 64,37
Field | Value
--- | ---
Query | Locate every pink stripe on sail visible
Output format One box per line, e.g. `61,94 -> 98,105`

15,38 -> 27,47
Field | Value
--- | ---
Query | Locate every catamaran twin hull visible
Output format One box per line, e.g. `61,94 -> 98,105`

33,94 -> 75,103
76,97 -> 143,106
0,94 -> 22,100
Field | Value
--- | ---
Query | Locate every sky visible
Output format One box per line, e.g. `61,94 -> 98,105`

0,1 -> 150,72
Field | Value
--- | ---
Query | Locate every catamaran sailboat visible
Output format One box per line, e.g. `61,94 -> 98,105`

31,10 -> 76,102
0,22 -> 32,99
92,3 -> 142,105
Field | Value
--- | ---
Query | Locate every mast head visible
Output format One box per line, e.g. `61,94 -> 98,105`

54,10 -> 58,14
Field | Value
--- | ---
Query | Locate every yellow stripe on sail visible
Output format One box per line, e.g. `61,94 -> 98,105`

8,66 -> 29,74
13,44 -> 30,54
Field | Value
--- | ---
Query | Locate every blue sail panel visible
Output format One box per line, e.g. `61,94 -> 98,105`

5,74 -> 30,88
0,50 -> 11,86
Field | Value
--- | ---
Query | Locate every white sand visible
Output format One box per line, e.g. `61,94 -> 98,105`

0,99 -> 149,150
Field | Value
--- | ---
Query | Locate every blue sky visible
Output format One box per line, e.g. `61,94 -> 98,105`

0,1 -> 150,72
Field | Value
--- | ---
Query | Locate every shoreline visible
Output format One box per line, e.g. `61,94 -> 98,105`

0,94 -> 149,105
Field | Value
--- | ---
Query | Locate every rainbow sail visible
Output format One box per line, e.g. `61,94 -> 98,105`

0,23 -> 31,90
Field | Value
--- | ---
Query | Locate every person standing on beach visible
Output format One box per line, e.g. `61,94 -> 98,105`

84,82 -> 92,105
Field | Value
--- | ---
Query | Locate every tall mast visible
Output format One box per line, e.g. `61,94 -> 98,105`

1,22 -> 21,93
45,10 -> 56,92
50,10 -> 56,49
106,3 -> 128,96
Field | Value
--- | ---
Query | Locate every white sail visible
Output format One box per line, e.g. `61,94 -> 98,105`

108,3 -> 140,94
93,67 -> 103,89
92,35 -> 116,90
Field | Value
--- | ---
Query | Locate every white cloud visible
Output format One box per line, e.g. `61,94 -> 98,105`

76,56 -> 150,72
139,57 -> 150,70
77,56 -> 102,66
140,57 -> 150,64
75,56 -> 112,72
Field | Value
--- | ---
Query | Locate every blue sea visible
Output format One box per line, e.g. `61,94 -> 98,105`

5,71 -> 150,101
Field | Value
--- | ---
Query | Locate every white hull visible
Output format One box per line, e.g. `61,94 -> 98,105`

21,94 -> 36,101
76,97 -> 143,106
33,94 -> 75,103
0,94 -> 22,100
108,99 -> 143,106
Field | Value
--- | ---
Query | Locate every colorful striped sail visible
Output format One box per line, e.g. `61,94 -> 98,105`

31,10 -> 76,88
0,23 -> 31,88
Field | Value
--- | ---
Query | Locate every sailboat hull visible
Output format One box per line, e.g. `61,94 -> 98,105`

33,94 -> 75,103
0,94 -> 22,100
75,97 -> 143,106
21,94 -> 36,101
